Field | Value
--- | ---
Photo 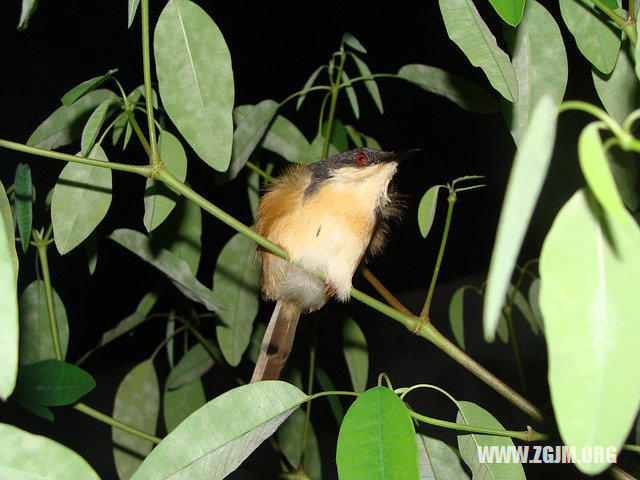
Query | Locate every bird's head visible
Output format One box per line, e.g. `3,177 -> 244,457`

304,147 -> 418,198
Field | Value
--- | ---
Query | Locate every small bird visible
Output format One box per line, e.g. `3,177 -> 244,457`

250,147 -> 417,382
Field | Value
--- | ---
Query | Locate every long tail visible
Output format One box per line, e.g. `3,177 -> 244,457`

250,300 -> 301,383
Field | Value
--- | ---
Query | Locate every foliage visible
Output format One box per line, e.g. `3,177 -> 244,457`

2,0 -> 640,479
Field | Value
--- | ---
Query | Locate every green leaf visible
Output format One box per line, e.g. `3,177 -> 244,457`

227,99 -> 278,180
19,279 -> 69,365
0,423 -> 100,479
85,232 -> 98,275
247,322 -> 267,364
439,0 -> 519,102
150,194 -> 202,275
559,0 -> 621,74
61,69 -> 118,107
417,434 -> 470,480
27,89 -> 117,150
154,0 -> 234,171
278,407 -> 322,479
449,286 -> 475,350
363,134 -> 381,150
13,397 -> 55,422
607,145 -> 639,211
342,71 -> 360,119
417,185 -> 442,238
166,342 -> 215,390
504,0 -> 568,144
262,115 -> 310,163
80,99 -> 114,156
131,381 -> 307,480
0,187 -> 18,400
322,118 -> 348,152
15,162 -> 33,253
456,401 -> 526,479
342,33 -> 367,53
17,0 -> 39,30
488,0 -> 525,26
345,125 -> 363,147
110,228 -> 221,312
76,290 -> 160,365
314,366 -> 344,425
163,378 -> 206,433
350,54 -> 383,114
484,95 -> 557,341
297,66 -> 324,110
578,122 -> 628,225
144,130 -> 188,232
397,64 -> 499,114
342,316 -> 368,393
0,181 -> 18,276
509,284 -> 538,335
539,189 -> 640,475
337,386 -> 420,480
528,277 -> 544,333
113,360 -> 160,480
13,359 -> 95,406
51,146 -> 112,255
213,233 -> 261,366
128,0 -> 141,28
593,41 -> 639,125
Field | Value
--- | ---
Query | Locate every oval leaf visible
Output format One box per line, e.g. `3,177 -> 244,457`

61,69 -> 118,107
456,401 -> 526,479
559,0 -> 621,74
417,434 -> 470,480
213,232 -> 261,366
113,360 -> 160,479
337,386 -> 420,480
350,54 -> 383,114
278,407 -> 322,479
19,279 -> 69,365
51,146 -> 112,255
154,0 -> 234,171
342,71 -> 360,119
578,122 -> 628,225
398,64 -> 498,114
15,162 -> 33,253
505,0 -> 568,144
144,130 -> 188,232
0,189 -> 18,400
110,228 -> 220,312
13,359 -> 95,406
227,99 -> 279,180
593,41 -> 640,125
163,378 -> 206,433
0,423 -> 100,479
17,0 -> 38,30
166,342 -> 215,390
489,0 -> 525,26
449,286 -> 474,350
484,95 -> 557,340
297,66 -> 324,110
128,0 -> 141,28
131,381 -> 307,480
80,99 -> 113,156
539,189 -> 640,474
27,89 -> 117,150
342,316 -> 368,393
418,185 -> 442,238
439,0 -> 518,102
263,114 -> 310,164
150,194 -> 202,275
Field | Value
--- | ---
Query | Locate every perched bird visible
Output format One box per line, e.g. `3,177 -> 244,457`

250,147 -> 417,382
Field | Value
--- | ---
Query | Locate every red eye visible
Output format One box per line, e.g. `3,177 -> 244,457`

354,152 -> 369,165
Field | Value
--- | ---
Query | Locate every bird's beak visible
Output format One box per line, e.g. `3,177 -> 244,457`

386,149 -> 420,163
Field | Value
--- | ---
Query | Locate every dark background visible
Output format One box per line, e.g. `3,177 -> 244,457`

0,1 -> 622,479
